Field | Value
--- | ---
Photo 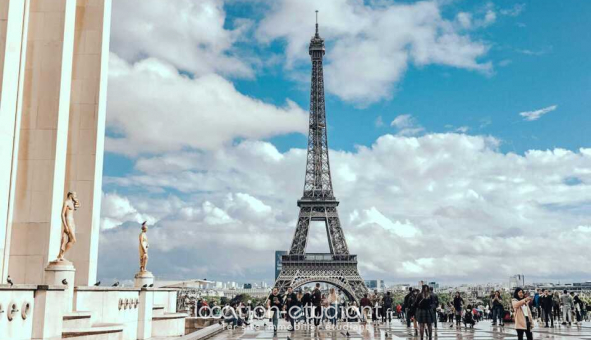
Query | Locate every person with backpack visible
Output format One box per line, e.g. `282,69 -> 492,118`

382,291 -> 393,323
302,290 -> 312,323
403,287 -> 414,328
311,283 -> 322,327
463,305 -> 476,329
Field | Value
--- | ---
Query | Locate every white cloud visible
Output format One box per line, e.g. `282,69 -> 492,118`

110,0 -> 252,78
100,193 -> 157,230
106,55 -> 308,155
256,0 -> 492,104
375,116 -> 384,128
483,10 -> 497,26
100,134 -> 591,283
500,4 -> 526,17
456,12 -> 472,29
390,114 -> 424,136
519,105 -> 557,121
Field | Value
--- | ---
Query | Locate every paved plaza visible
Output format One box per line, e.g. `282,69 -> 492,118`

210,319 -> 591,340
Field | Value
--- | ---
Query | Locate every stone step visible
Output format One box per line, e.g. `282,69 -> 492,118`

153,304 -> 165,316
62,323 -> 124,340
152,312 -> 188,338
63,311 -> 92,329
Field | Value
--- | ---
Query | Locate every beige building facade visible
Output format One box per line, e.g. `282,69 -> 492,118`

0,0 -> 110,286
0,2 -> 192,339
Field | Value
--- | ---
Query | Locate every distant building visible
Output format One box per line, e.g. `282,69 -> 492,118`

539,282 -> 591,292
509,274 -> 525,289
365,280 -> 385,291
243,283 -> 252,289
275,250 -> 287,280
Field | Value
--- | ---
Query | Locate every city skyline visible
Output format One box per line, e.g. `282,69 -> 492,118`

98,0 -> 591,285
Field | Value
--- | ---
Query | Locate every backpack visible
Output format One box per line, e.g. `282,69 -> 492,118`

312,289 -> 322,305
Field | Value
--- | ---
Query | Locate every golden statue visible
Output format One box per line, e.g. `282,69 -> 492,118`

139,222 -> 149,272
57,192 -> 80,262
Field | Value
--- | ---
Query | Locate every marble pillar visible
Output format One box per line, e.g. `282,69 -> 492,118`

8,0 -> 77,284
0,0 -> 29,284
64,0 -> 111,286
0,0 -> 111,286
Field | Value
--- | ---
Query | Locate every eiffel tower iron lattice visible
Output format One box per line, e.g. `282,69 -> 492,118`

273,13 -> 368,302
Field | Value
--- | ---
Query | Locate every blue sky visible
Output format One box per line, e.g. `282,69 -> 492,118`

98,0 -> 591,285
231,0 -> 590,155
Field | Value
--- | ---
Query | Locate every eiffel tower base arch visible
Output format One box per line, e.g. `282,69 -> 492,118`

274,254 -> 368,302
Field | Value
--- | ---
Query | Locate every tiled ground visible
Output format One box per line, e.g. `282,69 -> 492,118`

209,319 -> 591,340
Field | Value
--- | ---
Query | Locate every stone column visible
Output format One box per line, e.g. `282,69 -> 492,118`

32,285 -> 66,340
137,288 -> 154,340
8,0 -> 77,284
134,271 -> 154,288
65,0 -> 111,286
0,0 -> 29,283
44,261 -> 75,313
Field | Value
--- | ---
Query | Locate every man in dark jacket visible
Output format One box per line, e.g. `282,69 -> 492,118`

541,289 -> 554,328
285,287 -> 298,331
430,287 -> 439,329
382,292 -> 393,323
403,287 -> 413,327
302,290 -> 312,324
267,287 -> 284,334
311,283 -> 322,326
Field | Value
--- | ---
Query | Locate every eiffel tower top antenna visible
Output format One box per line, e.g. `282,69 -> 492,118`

315,10 -> 319,36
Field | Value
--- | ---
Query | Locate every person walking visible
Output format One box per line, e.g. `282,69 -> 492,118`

410,289 -> 420,335
360,293 -> 372,324
414,285 -> 434,340
311,283 -> 323,327
573,293 -> 583,325
541,289 -> 554,328
285,287 -> 298,331
371,290 -> 380,323
320,293 -> 329,327
327,288 -> 338,326
403,287 -> 414,328
552,291 -> 561,322
267,287 -> 284,335
452,292 -> 464,329
533,289 -> 541,321
302,289 -> 312,324
430,287 -> 439,329
512,287 -> 534,340
491,291 -> 504,326
383,292 -> 393,323
560,290 -> 573,326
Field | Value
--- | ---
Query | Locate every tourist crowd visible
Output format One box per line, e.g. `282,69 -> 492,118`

188,284 -> 589,340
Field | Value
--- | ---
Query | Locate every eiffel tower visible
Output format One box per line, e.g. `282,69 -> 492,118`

273,13 -> 368,301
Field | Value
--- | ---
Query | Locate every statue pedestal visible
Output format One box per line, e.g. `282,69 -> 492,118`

45,260 -> 76,313
134,271 -> 154,288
